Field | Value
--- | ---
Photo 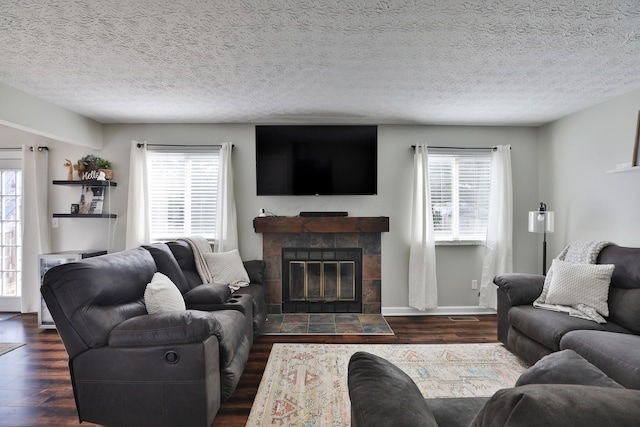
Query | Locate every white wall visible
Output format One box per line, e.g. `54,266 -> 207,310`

0,83 -> 103,149
0,117 -> 540,312
91,123 -> 539,313
538,88 -> 640,258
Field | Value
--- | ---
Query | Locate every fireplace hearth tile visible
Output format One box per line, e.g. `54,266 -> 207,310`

335,322 -> 365,334
283,314 -> 309,323
259,313 -> 393,335
334,313 -> 360,325
308,323 -> 336,333
280,322 -> 309,334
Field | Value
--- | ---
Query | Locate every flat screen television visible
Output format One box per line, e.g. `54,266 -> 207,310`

256,125 -> 378,196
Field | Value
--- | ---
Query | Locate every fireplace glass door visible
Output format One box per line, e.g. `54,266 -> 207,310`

282,248 -> 362,313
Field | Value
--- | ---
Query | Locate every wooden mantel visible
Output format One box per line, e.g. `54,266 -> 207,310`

253,216 -> 389,234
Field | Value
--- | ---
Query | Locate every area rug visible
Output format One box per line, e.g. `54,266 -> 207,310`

247,343 -> 528,426
0,343 -> 24,357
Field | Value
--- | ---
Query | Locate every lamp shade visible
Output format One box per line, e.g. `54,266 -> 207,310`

528,211 -> 554,233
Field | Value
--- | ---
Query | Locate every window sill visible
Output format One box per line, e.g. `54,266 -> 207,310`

435,240 -> 485,246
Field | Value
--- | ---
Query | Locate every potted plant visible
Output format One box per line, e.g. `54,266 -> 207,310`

75,155 -> 113,180
96,158 -> 113,180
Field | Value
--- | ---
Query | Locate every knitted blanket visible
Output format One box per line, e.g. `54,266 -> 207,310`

534,240 -> 613,323
178,236 -> 214,284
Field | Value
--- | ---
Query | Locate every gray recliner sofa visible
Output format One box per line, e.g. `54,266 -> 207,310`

494,244 -> 640,388
41,242 -> 267,427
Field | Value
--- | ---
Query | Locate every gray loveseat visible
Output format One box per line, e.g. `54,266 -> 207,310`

495,244 -> 640,388
41,241 -> 266,427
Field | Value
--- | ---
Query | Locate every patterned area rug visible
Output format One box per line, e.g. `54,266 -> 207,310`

247,343 -> 528,426
0,343 -> 24,357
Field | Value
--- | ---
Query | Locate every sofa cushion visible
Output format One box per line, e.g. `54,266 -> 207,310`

560,330 -> 640,389
597,245 -> 640,289
608,287 -> 640,334
508,306 -> 628,351
166,240 -> 203,289
428,397 -> 489,427
515,349 -> 623,388
243,260 -> 266,284
41,248 -> 156,357
144,272 -> 186,314
202,250 -> 250,291
348,351 -> 438,427
544,259 -> 614,317
470,384 -> 640,427
143,243 -> 190,294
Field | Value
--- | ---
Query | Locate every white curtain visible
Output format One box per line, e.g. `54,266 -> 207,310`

22,145 -> 51,313
125,140 -> 150,249
215,142 -> 238,252
408,144 -> 438,310
479,144 -> 513,309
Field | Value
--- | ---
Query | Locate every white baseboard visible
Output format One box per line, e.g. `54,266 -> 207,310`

0,297 -> 21,312
382,306 -> 496,316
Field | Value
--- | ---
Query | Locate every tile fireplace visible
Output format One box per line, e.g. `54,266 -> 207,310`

254,216 -> 389,314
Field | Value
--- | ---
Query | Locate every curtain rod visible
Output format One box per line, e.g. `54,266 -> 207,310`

136,143 -> 232,148
411,145 -> 510,151
0,146 -> 48,151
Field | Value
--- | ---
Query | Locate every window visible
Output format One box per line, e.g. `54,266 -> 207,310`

147,148 -> 219,241
0,152 -> 22,298
429,152 -> 491,242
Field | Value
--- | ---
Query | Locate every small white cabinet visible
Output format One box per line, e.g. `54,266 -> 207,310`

38,250 -> 106,329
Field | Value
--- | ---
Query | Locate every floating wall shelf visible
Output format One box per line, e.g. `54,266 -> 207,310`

607,166 -> 640,174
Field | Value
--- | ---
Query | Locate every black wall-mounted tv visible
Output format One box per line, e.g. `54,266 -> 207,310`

256,125 -> 378,196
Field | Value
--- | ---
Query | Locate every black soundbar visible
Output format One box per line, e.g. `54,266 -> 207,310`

299,211 -> 348,217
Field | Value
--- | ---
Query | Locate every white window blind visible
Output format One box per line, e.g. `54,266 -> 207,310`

147,148 -> 219,241
429,152 -> 491,242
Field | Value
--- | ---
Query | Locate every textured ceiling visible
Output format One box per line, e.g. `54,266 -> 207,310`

1,0 -> 640,126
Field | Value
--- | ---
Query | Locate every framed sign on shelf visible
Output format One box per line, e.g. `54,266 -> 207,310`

633,110 -> 640,167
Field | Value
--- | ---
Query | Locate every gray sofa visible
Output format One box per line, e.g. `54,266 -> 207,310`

494,244 -> 640,389
348,349 -> 640,426
41,241 -> 266,427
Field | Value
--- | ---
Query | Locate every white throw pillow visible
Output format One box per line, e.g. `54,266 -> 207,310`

545,259 -> 614,317
144,272 -> 186,314
202,249 -> 250,291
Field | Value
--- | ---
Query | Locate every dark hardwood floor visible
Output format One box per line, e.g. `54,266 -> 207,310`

0,313 -> 498,426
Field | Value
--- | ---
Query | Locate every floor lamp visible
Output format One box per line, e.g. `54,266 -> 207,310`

528,202 -> 554,275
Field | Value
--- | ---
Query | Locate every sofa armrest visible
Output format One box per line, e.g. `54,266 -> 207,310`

183,283 -> 232,305
494,273 -> 545,345
494,273 -> 544,306
243,260 -> 266,284
108,310 -> 222,347
348,352 -> 438,427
